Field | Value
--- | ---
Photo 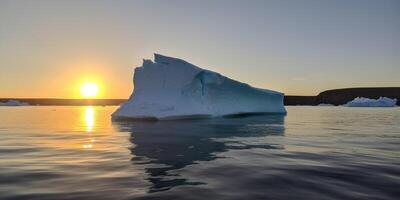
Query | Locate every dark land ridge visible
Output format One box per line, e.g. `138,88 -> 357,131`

1,87 -> 399,106
285,87 -> 400,106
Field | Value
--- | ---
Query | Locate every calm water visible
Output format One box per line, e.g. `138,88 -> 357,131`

0,106 -> 399,200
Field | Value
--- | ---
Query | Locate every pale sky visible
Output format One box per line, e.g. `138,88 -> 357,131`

0,0 -> 399,98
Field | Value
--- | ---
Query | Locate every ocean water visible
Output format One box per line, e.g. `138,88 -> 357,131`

0,106 -> 399,200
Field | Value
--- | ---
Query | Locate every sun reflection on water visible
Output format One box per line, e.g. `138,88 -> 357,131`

85,106 -> 95,132
83,106 -> 95,149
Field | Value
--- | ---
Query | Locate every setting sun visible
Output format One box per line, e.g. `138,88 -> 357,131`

80,82 -> 99,98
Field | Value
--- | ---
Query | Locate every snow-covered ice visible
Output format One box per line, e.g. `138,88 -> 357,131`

318,103 -> 335,106
0,100 -> 29,106
345,97 -> 397,107
112,54 -> 286,120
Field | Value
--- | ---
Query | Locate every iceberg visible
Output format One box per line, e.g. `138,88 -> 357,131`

0,100 -> 29,106
345,97 -> 397,107
112,54 -> 286,120
318,103 -> 335,106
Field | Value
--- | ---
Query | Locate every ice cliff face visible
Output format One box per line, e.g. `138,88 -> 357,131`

112,54 -> 286,120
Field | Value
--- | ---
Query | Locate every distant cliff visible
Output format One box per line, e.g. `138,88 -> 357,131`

284,96 -> 318,106
285,87 -> 400,106
317,87 -> 400,106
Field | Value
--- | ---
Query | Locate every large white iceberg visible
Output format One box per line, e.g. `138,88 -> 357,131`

112,54 -> 286,120
345,97 -> 397,107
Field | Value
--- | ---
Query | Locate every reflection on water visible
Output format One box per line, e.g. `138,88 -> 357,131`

82,106 -> 95,149
113,115 -> 285,192
84,106 -> 95,132
0,106 -> 399,200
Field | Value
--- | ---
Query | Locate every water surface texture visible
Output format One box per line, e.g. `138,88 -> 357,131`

0,106 -> 399,199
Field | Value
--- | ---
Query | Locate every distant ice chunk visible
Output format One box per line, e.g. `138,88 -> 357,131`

112,54 -> 286,120
0,100 -> 29,106
345,97 -> 397,107
318,103 -> 334,106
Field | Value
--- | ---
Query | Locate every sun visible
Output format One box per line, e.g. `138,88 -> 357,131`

80,82 -> 99,98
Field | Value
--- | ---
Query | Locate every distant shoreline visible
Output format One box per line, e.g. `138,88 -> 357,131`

0,98 -> 126,106
285,87 -> 399,106
1,87 -> 399,106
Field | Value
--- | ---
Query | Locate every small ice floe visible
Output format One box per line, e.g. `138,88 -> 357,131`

318,103 -> 335,106
345,97 -> 397,107
0,100 -> 29,106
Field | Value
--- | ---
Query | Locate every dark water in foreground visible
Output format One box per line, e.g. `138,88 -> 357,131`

0,106 -> 399,200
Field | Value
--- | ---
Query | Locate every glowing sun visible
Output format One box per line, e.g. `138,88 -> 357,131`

80,82 -> 99,98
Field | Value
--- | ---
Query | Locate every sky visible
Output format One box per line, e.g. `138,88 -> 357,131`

0,0 -> 399,98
